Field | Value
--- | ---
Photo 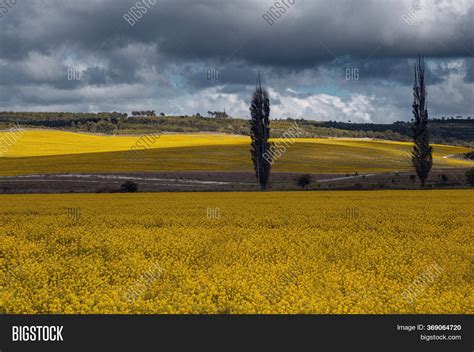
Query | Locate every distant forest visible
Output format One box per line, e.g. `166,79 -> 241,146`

0,112 -> 473,147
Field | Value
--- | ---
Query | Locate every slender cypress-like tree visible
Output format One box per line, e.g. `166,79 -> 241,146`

250,76 -> 271,190
411,56 -> 432,188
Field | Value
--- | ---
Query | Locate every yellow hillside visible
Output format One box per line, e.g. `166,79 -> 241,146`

0,130 -> 248,157
0,129 -> 472,176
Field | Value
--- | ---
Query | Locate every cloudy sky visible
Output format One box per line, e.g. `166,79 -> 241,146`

0,0 -> 472,122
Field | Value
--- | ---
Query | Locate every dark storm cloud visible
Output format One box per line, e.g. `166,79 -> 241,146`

142,0 -> 473,67
0,0 -> 472,120
2,0 -> 472,66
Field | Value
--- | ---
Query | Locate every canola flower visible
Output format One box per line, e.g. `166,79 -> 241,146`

0,190 -> 472,314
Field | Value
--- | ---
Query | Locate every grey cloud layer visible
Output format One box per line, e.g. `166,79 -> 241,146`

0,0 -> 472,121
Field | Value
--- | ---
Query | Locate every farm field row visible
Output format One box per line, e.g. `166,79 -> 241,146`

0,190 -> 472,314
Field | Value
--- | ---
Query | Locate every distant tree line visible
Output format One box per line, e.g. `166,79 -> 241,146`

207,111 -> 229,118
131,110 -> 156,117
0,111 -> 472,147
311,119 -> 474,146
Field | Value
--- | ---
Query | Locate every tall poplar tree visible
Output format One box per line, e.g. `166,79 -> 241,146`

411,57 -> 432,188
250,76 -> 271,190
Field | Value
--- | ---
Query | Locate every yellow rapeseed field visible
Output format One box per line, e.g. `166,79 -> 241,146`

0,130 -> 472,176
0,190 -> 472,314
0,130 -> 248,158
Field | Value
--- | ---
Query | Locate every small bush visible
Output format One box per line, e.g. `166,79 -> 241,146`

296,174 -> 312,189
441,174 -> 448,183
466,169 -> 474,186
121,181 -> 139,193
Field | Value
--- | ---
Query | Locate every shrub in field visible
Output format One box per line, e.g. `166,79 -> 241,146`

296,174 -> 312,189
121,180 -> 139,193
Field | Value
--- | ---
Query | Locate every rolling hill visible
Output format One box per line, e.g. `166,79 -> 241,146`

0,130 -> 472,177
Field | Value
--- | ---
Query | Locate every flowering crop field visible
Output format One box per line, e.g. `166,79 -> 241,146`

0,190 -> 472,314
0,130 -> 472,176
